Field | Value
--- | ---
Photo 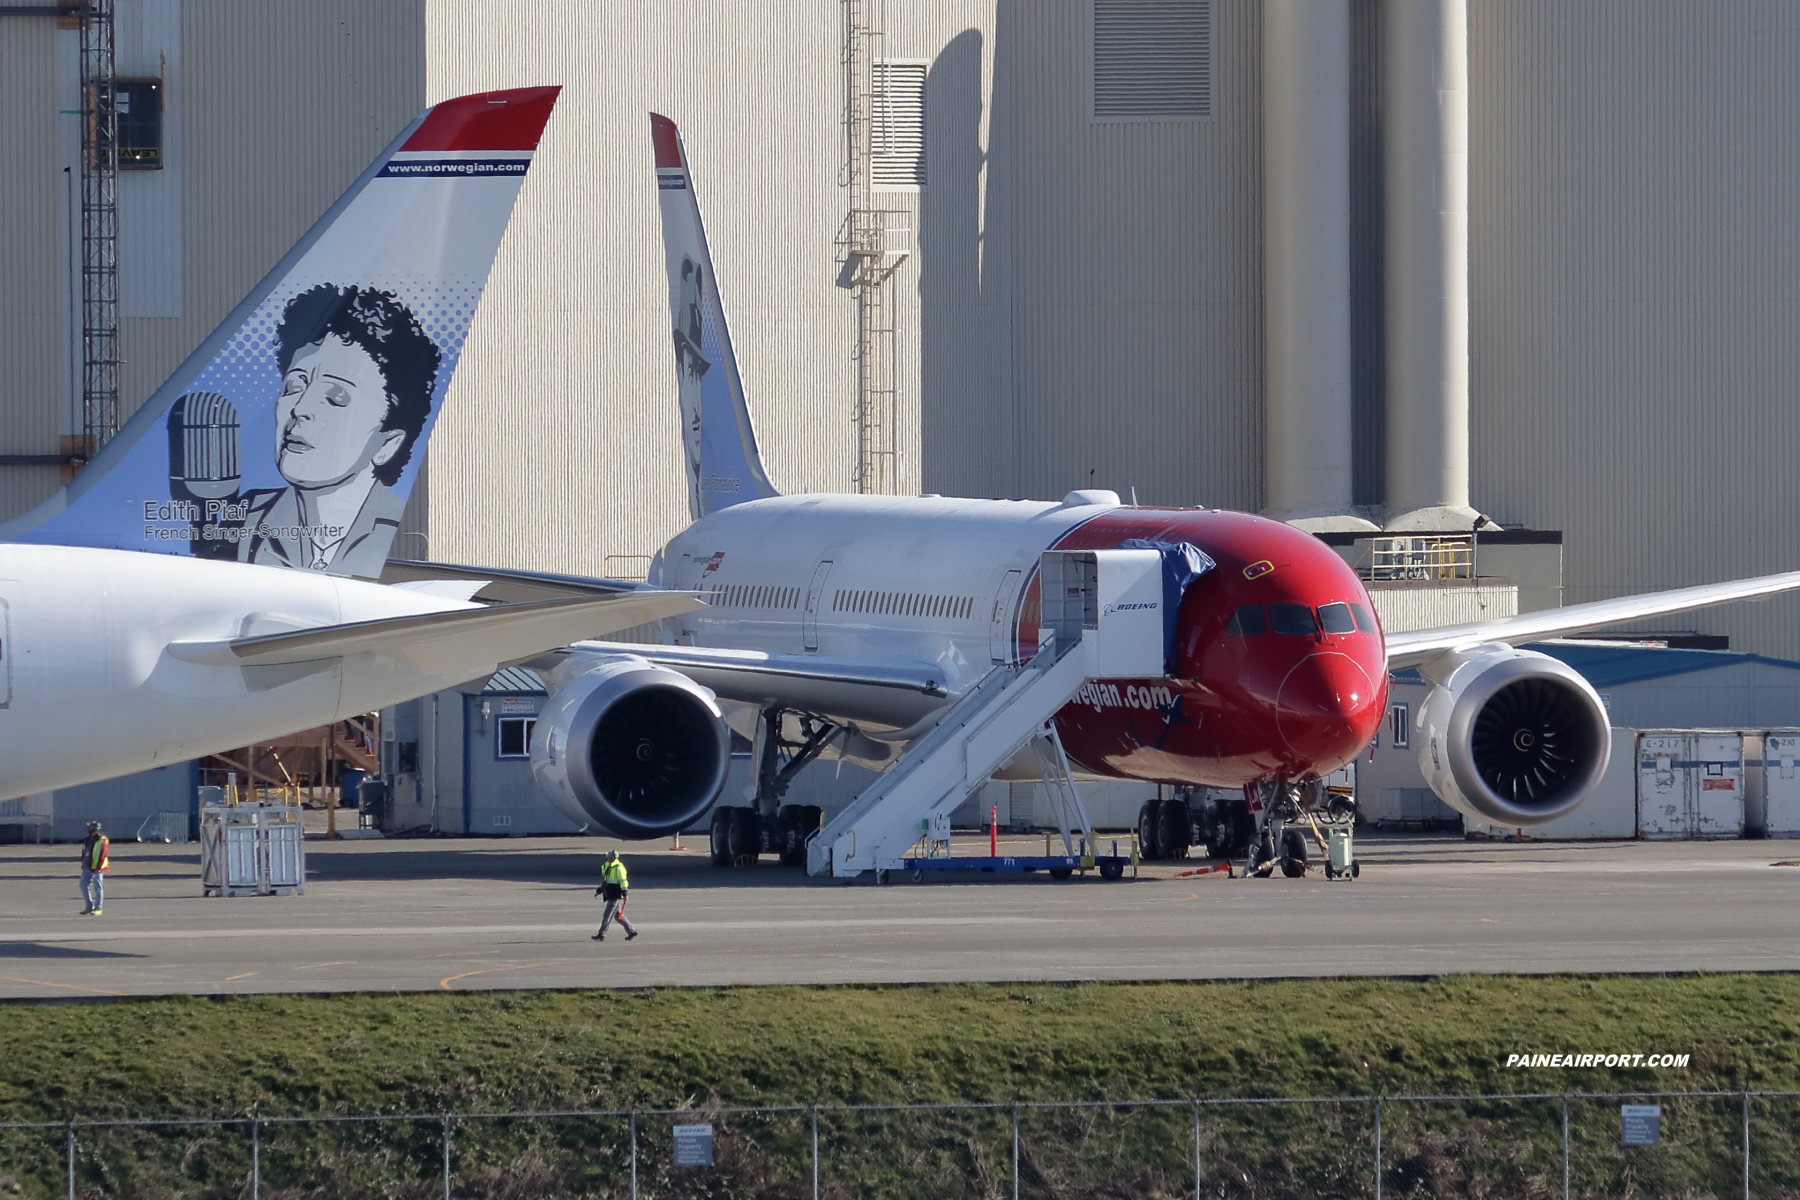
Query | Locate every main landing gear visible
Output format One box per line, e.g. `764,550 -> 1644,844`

1135,788 -> 1254,862
711,706 -> 836,868
1242,781 -> 1358,880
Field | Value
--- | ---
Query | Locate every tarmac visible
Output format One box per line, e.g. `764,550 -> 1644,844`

2,830 -> 1799,999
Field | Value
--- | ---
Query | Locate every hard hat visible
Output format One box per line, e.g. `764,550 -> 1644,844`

87,821 -> 101,830
606,849 -> 618,860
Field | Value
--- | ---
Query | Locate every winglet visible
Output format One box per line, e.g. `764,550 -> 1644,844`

652,113 -> 780,521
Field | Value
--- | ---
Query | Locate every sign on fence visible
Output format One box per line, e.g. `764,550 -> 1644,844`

1620,1104 -> 1661,1145
673,1123 -> 714,1166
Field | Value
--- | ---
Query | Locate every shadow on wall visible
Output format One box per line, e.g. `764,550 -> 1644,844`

917,18 -> 1012,501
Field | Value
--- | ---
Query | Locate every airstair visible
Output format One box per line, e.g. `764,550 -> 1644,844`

807,549 -> 1168,878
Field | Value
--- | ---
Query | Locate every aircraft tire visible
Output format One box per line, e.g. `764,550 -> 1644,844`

1279,827 -> 1308,877
776,807 -> 803,865
725,807 -> 761,863
1137,800 -> 1164,861
1157,799 -> 1189,860
709,808 -> 732,867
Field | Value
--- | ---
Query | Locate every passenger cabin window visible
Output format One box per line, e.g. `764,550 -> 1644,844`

1349,602 -> 1377,634
1317,602 -> 1356,634
1223,604 -> 1266,637
1269,603 -> 1318,635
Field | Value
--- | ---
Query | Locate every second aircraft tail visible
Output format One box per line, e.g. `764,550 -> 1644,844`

652,113 -> 780,520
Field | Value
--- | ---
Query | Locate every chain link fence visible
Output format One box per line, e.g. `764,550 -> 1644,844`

2,1090 -> 1796,1199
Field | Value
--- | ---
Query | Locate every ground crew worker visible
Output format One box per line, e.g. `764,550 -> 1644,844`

79,821 -> 110,916
592,849 -> 638,941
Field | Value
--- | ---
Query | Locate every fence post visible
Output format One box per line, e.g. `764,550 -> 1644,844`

441,1114 -> 451,1200
811,1107 -> 820,1200
630,1111 -> 638,1200
66,1119 -> 74,1200
1374,1098 -> 1382,1200
1008,1108 -> 1022,1200
1562,1096 -> 1569,1200
1744,1091 -> 1751,1200
252,1117 -> 260,1200
1192,1100 -> 1202,1200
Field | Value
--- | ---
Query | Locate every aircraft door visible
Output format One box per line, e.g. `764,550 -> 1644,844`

802,560 -> 832,652
989,570 -> 1022,663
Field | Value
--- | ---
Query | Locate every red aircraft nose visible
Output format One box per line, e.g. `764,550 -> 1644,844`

1275,651 -> 1378,764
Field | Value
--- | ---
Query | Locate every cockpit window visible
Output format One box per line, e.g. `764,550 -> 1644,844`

1318,602 -> 1356,634
1349,601 -> 1377,634
1269,602 -> 1318,635
1224,603 -> 1266,637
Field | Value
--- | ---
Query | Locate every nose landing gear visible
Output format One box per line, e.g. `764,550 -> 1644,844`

1244,780 -> 1358,880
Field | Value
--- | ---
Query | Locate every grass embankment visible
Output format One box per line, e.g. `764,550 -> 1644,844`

3,975 -> 1799,1197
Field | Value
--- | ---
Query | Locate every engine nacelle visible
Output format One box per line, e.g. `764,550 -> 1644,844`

531,656 -> 731,838
1415,646 -> 1610,827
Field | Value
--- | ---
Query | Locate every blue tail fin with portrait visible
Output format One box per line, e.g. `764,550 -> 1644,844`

651,113 -> 781,521
0,87 -> 563,580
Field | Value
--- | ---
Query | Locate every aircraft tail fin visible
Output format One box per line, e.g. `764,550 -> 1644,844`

651,113 -> 780,520
1,87 -> 563,580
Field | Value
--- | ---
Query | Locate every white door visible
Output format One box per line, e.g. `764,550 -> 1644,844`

0,595 -> 10,709
1636,733 -> 1688,838
988,570 -> 1022,663
1693,733 -> 1744,839
802,560 -> 832,652
1767,734 -> 1800,834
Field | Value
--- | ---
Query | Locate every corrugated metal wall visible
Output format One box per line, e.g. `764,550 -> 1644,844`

0,16 -> 66,516
0,0 -> 422,524
148,0 -> 424,423
979,0 -> 1266,511
422,1 -> 877,576
422,0 -> 1269,576
1467,0 -> 1800,656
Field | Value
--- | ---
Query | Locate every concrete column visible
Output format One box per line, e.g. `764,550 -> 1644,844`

1382,0 -> 1481,530
1263,0 -> 1373,531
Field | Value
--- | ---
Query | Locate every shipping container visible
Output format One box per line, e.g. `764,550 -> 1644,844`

1762,731 -> 1800,837
1636,731 -> 1743,840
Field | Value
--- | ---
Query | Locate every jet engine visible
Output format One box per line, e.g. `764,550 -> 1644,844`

1415,646 -> 1610,827
531,655 -> 731,838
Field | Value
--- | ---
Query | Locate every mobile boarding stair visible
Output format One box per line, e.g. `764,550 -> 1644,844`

806,549 -> 1169,880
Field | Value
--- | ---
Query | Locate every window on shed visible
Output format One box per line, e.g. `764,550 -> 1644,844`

1092,0 -> 1211,121
872,62 -> 927,187
497,717 -> 536,759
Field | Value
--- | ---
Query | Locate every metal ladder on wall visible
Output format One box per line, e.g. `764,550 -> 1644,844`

807,548 -> 1169,878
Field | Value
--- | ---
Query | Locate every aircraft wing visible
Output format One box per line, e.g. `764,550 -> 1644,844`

170,593 -> 703,676
558,641 -> 955,730
1385,569 -> 1800,669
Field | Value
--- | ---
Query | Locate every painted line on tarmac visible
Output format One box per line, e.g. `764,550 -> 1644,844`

0,973 -> 125,996
0,914 -> 1054,946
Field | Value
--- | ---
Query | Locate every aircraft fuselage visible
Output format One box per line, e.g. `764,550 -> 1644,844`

660,495 -> 1388,785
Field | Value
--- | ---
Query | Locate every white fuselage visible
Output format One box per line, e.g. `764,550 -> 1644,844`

0,545 -> 478,797
660,494 -> 1110,704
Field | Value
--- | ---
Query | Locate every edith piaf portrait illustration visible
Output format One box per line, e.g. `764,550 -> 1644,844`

166,283 -> 441,578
